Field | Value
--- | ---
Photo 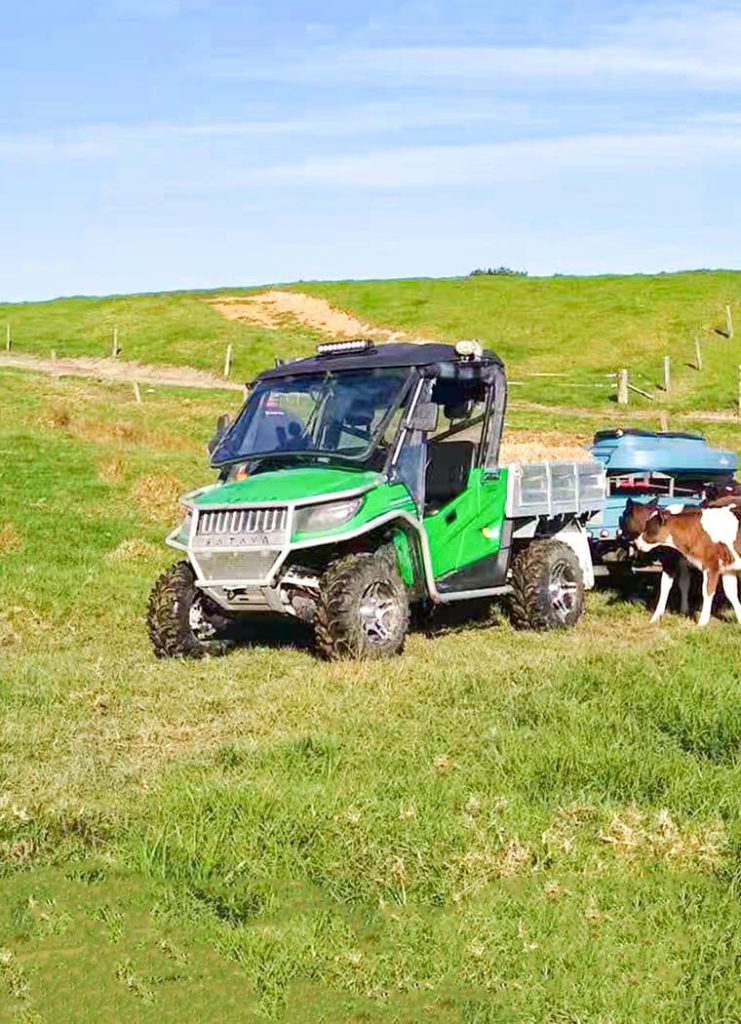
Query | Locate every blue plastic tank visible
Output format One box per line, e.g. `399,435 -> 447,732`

586,429 -> 737,541
590,428 -> 736,476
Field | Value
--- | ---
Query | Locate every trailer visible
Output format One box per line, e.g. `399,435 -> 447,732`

585,428 -> 738,572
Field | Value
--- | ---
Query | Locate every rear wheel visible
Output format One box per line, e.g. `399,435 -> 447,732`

315,548 -> 410,660
510,539 -> 584,630
147,560 -> 232,658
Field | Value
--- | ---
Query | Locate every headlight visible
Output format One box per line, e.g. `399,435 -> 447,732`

293,498 -> 362,535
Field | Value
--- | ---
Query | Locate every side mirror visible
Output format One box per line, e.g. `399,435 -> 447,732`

408,401 -> 439,433
207,412 -> 232,455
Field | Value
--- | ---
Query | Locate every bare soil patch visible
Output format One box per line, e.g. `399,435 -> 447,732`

210,290 -> 412,340
0,353 -> 243,392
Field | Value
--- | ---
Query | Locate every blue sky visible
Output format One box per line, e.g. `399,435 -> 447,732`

1,0 -> 740,300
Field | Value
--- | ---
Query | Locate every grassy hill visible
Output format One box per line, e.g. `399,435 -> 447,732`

2,271 -> 741,412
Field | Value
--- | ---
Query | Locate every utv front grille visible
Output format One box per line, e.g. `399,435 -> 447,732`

195,506 -> 288,547
194,549 -> 281,583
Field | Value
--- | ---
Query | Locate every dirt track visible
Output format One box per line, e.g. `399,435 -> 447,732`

0,352 -> 244,392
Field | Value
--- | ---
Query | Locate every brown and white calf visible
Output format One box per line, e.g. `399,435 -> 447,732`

620,498 -> 692,622
634,505 -> 741,626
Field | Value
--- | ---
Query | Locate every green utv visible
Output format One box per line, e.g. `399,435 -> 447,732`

148,340 -> 606,660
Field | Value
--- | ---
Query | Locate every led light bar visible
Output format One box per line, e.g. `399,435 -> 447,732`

316,339 -> 375,356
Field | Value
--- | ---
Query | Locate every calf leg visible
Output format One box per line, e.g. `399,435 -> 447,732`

650,570 -> 674,624
698,569 -> 718,627
678,560 -> 691,617
721,573 -> 741,623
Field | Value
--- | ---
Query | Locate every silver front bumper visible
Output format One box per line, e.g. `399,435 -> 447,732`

167,503 -> 292,588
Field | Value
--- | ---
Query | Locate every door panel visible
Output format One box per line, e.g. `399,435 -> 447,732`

423,467 -> 509,579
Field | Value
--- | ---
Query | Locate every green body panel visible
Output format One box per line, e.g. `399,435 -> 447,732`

291,482 -> 416,542
423,467 -> 509,578
193,467 -> 380,507
186,460 -> 510,591
392,529 -> 416,586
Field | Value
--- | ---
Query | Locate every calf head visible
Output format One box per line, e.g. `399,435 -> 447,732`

634,508 -> 674,552
620,498 -> 659,539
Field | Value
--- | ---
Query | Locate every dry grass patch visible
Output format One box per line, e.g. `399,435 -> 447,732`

0,614 -> 20,648
98,456 -> 126,484
91,419 -> 190,450
39,402 -> 190,451
600,807 -> 725,870
107,538 -> 160,563
37,403 -> 72,431
132,474 -> 182,524
499,430 -> 591,464
541,803 -> 725,872
0,523 -> 21,554
450,834 -> 533,900
542,803 -> 598,854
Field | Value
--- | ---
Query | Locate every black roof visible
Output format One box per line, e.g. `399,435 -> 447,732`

257,342 -> 504,381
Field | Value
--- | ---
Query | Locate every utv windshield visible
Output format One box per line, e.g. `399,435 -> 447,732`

211,367 -> 413,467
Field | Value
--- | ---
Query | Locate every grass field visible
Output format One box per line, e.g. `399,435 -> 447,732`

2,275 -> 741,1022
2,271 -> 741,412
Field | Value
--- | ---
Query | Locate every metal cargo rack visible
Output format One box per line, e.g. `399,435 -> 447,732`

505,461 -> 607,519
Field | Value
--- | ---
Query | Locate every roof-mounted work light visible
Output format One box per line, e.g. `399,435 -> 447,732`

455,339 -> 483,360
316,339 -> 375,356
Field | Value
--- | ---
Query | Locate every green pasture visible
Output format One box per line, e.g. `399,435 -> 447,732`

0,369 -> 740,1022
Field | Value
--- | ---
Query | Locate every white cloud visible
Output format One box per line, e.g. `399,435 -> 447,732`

207,5 -> 741,89
328,43 -> 741,86
0,101 -> 544,163
261,127 -> 741,188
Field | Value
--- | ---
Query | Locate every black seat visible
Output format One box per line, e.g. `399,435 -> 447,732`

426,440 -> 475,508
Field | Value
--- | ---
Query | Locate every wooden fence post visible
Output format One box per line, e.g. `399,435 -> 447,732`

694,336 -> 702,371
112,326 -> 119,358
726,305 -> 734,339
659,410 -> 669,432
224,344 -> 233,378
617,368 -> 629,405
663,355 -> 671,392
132,381 -> 142,404
5,324 -> 10,352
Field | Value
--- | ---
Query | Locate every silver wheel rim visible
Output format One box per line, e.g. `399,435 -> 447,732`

189,596 -> 219,640
358,580 -> 400,645
548,559 -> 579,622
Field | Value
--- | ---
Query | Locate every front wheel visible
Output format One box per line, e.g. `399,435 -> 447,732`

147,560 -> 232,658
509,539 -> 585,630
315,548 -> 410,660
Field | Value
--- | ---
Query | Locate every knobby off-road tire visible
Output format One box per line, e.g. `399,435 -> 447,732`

147,559 -> 231,658
315,548 -> 410,661
509,539 -> 584,630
